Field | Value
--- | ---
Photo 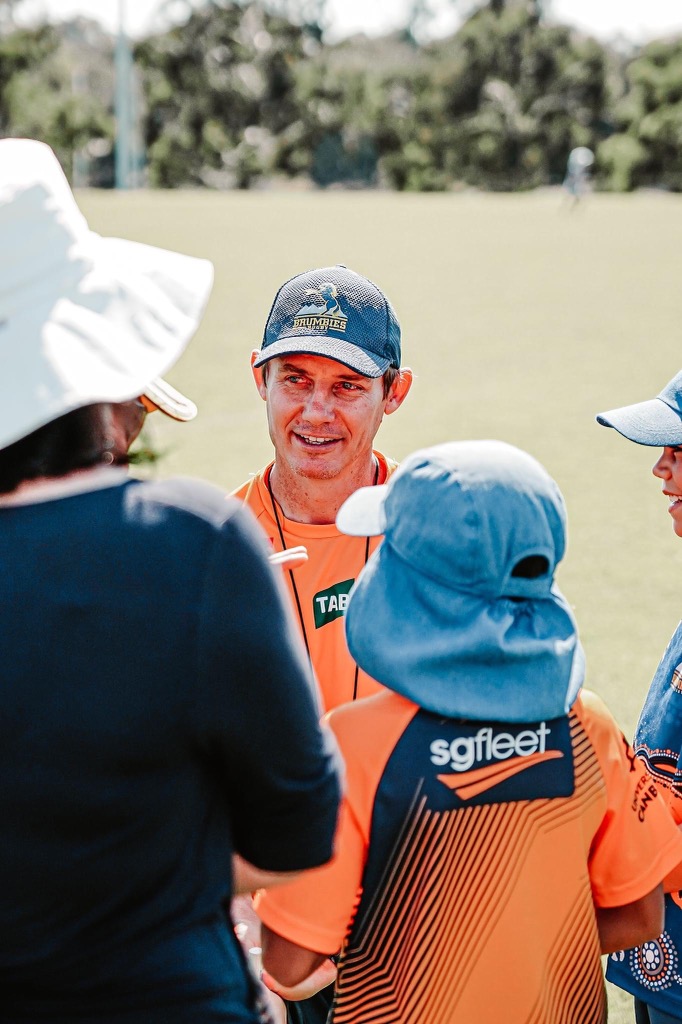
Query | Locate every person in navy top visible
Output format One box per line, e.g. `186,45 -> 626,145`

0,139 -> 340,1024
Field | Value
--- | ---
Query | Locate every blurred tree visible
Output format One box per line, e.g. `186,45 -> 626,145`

405,1 -> 435,47
444,0 -> 547,17
412,2 -> 609,189
265,0 -> 329,40
0,0 -> 668,193
0,0 -> 21,31
0,19 -> 114,183
261,0 -> 594,192
0,21 -> 55,112
136,1 -> 312,186
271,32 -> 431,188
598,37 -> 682,190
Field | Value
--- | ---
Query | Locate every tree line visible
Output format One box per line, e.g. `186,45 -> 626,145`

0,0 -> 681,191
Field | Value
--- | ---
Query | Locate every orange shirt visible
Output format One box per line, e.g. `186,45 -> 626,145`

258,688 -> 682,1024
232,452 -> 397,713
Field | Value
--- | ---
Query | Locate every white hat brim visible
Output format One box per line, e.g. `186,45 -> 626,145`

336,484 -> 389,536
0,233 -> 212,448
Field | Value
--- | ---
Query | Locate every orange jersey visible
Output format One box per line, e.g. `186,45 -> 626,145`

258,689 -> 682,1024
232,452 -> 397,712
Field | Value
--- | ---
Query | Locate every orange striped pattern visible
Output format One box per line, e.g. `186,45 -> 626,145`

331,713 -> 607,1024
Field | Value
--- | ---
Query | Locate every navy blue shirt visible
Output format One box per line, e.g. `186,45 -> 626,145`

0,475 -> 340,1021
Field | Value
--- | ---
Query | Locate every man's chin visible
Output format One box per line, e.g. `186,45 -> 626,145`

279,443 -> 345,480
296,462 -> 340,481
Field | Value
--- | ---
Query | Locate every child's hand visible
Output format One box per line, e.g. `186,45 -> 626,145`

261,958 -> 337,1001
268,546 -> 308,571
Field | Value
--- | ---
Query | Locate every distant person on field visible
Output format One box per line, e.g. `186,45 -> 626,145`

563,145 -> 594,205
257,440 -> 682,1024
231,265 -> 412,1024
598,370 -> 682,1024
0,138 -> 341,1024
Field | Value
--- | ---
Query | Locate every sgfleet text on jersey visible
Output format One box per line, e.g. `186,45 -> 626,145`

430,722 -> 552,773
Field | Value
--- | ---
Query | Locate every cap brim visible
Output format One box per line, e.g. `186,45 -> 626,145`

336,484 -> 388,536
143,377 -> 197,422
596,397 -> 682,446
253,336 -> 389,378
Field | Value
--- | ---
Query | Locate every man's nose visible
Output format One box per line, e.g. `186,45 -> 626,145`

302,387 -> 334,420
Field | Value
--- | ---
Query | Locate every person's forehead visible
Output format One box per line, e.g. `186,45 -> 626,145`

271,354 -> 372,381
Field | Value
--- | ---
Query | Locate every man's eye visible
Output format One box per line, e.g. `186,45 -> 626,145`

338,382 -> 360,392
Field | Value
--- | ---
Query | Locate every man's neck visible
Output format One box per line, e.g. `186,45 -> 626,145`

268,456 -> 378,525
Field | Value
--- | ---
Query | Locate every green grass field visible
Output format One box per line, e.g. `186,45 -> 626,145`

80,186 -> 682,1023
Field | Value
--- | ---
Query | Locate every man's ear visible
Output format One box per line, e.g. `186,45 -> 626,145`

384,367 -> 413,416
250,350 -> 267,401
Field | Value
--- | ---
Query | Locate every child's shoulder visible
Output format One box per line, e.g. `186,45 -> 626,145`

573,687 -> 610,719
571,687 -> 631,760
326,691 -> 417,749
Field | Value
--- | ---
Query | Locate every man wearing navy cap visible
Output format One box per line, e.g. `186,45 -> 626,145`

233,266 -> 412,713
232,265 -> 412,1024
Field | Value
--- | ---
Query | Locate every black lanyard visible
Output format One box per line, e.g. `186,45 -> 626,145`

266,460 -> 378,701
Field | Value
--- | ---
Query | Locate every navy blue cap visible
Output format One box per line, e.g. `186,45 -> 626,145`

596,369 -> 682,446
254,265 -> 401,378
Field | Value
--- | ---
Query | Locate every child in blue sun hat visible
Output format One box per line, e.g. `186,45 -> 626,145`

256,439 -> 682,1024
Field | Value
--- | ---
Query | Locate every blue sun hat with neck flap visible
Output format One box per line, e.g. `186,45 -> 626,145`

337,440 -> 584,722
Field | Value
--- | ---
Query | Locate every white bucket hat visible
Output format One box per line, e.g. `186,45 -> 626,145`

0,138 -> 213,449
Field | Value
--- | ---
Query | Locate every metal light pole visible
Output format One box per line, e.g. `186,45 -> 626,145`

115,0 -> 133,189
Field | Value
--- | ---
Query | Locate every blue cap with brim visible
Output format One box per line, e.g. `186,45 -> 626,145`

337,441 -> 584,723
254,265 -> 401,378
596,369 -> 682,446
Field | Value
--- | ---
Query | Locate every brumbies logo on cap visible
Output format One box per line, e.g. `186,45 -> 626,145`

293,283 -> 348,335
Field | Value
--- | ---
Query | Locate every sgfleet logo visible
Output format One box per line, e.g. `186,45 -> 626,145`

430,723 -> 563,800
313,579 -> 354,628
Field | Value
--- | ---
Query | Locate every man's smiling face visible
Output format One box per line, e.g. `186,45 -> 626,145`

256,354 -> 389,482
